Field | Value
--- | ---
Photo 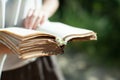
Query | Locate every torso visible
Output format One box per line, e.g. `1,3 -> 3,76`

1,0 -> 42,71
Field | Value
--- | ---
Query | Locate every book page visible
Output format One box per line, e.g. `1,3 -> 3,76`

0,27 -> 38,36
38,21 -> 96,43
0,27 -> 50,38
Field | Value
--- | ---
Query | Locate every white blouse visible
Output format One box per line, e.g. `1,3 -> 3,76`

0,0 -> 42,71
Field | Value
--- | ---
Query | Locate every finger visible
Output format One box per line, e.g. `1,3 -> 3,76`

24,9 -> 34,29
23,18 -> 29,29
40,15 -> 45,25
26,9 -> 33,18
28,10 -> 39,29
29,15 -> 38,29
33,13 -> 46,29
32,16 -> 41,30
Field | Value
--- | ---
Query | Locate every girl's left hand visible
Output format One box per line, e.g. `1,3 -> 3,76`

0,43 -> 12,54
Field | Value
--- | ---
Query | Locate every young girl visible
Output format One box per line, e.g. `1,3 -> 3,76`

1,0 -> 64,80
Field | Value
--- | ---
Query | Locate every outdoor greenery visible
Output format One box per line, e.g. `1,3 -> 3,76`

50,0 -> 120,67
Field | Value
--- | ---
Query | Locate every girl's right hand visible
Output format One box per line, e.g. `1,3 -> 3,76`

23,9 -> 48,30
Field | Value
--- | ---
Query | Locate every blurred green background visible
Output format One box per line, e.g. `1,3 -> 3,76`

50,0 -> 120,80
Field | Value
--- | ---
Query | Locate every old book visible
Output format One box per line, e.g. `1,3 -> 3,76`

0,21 -> 97,59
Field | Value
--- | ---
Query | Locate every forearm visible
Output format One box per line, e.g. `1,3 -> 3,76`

41,0 -> 59,18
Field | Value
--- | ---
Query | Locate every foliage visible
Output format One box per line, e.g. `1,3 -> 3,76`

50,0 -> 120,67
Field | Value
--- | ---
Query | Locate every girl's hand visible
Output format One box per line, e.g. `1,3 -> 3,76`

0,43 -> 11,54
23,9 -> 48,30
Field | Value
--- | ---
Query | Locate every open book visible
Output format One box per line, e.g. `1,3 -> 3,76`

0,21 -> 97,59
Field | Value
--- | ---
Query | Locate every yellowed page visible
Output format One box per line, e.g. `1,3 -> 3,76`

38,21 -> 97,43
